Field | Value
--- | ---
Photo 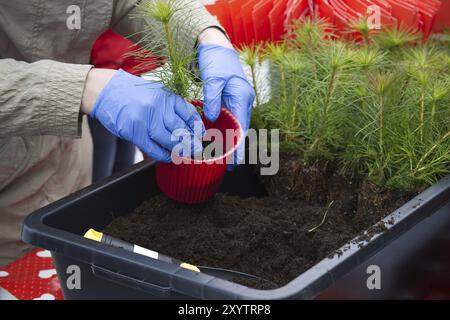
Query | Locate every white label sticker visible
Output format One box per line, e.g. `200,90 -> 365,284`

134,245 -> 159,259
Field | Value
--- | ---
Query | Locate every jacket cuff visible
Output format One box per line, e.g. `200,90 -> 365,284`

42,62 -> 93,137
171,1 -> 225,56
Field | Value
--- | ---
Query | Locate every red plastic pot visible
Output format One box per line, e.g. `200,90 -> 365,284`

156,101 -> 243,204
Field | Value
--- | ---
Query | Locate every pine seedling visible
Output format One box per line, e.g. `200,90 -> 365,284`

238,43 -> 266,129
374,25 -> 420,51
265,42 -> 289,103
264,41 -> 288,62
403,46 -> 447,141
263,40 -> 321,154
394,54 -> 450,191
429,28 -> 450,50
289,17 -> 334,50
351,46 -> 387,70
288,18 -> 333,80
351,46 -> 389,119
257,19 -> 449,192
263,51 -> 310,152
350,17 -> 372,48
306,40 -> 356,159
133,0 -> 202,100
371,71 -> 398,150
428,79 -> 450,131
407,130 -> 450,187
263,37 -> 358,160
344,50 -> 409,183
346,39 -> 450,191
239,44 -> 264,108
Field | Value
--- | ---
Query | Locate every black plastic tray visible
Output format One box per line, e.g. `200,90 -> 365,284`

22,160 -> 450,299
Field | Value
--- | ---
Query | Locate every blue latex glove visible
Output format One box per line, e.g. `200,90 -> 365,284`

198,44 -> 255,167
90,69 -> 205,163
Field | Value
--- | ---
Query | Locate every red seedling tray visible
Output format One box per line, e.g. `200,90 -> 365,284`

317,0 -> 336,24
330,0 -> 360,32
345,0 -> 394,22
269,0 -> 289,41
253,0 -> 274,43
374,0 -> 392,10
354,0 -> 398,28
432,0 -> 450,33
241,0 -> 261,44
342,0 -> 397,34
228,0 -> 246,46
360,0 -> 397,23
156,101 -> 243,204
205,0 -> 234,39
284,0 -> 309,35
385,0 -> 420,30
334,0 -> 362,17
285,0 -> 310,25
368,0 -> 393,13
415,0 -> 440,38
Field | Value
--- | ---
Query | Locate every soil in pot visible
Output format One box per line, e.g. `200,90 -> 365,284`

104,153 -> 413,290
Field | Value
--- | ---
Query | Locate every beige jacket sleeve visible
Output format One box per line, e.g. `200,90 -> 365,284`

0,1 -> 220,138
0,59 -> 92,137
111,0 -> 223,56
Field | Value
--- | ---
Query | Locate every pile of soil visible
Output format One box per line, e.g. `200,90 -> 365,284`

105,153 -> 412,289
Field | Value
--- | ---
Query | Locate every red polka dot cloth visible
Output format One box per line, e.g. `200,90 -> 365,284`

0,249 -> 63,300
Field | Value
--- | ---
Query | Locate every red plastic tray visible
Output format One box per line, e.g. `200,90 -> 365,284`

286,0 -> 310,23
253,0 -> 274,43
241,0 -> 261,44
205,0 -> 234,39
228,0 -> 246,46
269,0 -> 289,41
432,0 -> 450,32
385,0 -> 420,30
343,0 -> 397,30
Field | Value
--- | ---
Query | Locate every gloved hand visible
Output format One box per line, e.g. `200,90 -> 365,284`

198,43 -> 255,167
90,69 -> 205,162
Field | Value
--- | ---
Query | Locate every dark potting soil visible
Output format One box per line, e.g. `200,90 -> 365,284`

104,153 -> 413,290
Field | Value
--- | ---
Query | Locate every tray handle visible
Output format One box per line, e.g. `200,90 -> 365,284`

91,265 -> 171,298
